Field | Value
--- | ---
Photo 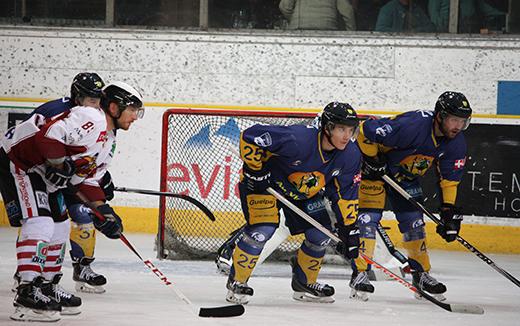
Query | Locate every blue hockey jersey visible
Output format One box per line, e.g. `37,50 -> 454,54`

30,97 -> 75,118
239,123 -> 362,226
359,110 -> 467,204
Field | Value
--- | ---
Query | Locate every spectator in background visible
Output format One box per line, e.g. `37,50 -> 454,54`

352,0 -> 387,31
375,0 -> 436,32
429,0 -> 506,33
279,0 -> 356,30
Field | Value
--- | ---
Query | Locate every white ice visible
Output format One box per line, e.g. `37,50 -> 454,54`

1,227 -> 519,325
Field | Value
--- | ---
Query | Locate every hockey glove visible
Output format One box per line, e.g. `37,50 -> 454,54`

242,164 -> 271,193
361,155 -> 387,180
100,171 -> 115,201
45,158 -> 76,187
436,204 -> 463,242
92,204 -> 123,239
335,223 -> 360,259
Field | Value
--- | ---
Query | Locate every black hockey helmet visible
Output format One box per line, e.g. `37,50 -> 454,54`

434,91 -> 472,130
70,72 -> 104,102
321,102 -> 359,131
101,81 -> 144,119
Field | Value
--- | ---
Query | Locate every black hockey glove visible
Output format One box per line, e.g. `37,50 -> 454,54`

92,204 -> 123,239
436,204 -> 463,242
361,155 -> 387,180
242,164 -> 271,193
335,223 -> 360,259
100,171 -> 115,201
45,158 -> 76,187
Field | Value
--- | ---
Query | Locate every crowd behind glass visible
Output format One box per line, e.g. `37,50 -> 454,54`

0,1 -> 517,34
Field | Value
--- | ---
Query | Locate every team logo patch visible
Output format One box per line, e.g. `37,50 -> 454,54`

358,213 -> 372,224
250,232 -> 266,242
288,171 -> 326,197
292,160 -> 302,166
454,158 -> 466,169
412,219 -> 425,229
331,169 -> 340,177
35,191 -> 50,211
6,200 -> 21,219
253,132 -> 272,147
375,124 -> 393,137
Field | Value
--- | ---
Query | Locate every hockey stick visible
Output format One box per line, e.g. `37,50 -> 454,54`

375,223 -> 408,265
75,191 -> 244,318
114,187 -> 215,222
382,174 -> 520,288
267,187 -> 484,314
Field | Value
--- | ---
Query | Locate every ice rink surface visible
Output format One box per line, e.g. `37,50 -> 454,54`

0,227 -> 519,325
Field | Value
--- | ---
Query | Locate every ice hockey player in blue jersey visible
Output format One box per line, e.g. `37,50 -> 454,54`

31,72 -> 105,119
225,102 -> 363,304
350,91 -> 471,301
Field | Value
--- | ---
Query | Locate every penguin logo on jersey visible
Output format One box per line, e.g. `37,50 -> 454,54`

399,154 -> 433,177
288,171 -> 326,197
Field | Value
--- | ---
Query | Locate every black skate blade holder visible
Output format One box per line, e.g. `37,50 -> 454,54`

75,191 -> 244,318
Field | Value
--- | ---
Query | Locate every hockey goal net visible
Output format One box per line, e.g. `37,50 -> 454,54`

158,108 -> 316,260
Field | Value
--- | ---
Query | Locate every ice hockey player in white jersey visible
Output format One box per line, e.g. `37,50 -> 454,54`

0,81 -> 144,322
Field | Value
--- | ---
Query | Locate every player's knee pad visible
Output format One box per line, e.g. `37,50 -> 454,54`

396,211 -> 425,236
68,204 -> 93,224
357,210 -> 382,239
230,225 -> 276,282
70,221 -> 96,259
239,224 -> 277,255
303,227 -> 331,253
19,216 -> 54,242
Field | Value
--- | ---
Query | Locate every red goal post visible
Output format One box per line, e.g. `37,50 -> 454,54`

158,108 -> 317,260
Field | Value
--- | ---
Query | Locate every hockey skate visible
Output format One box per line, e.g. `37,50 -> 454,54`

349,271 -> 375,301
290,257 -> 335,303
10,276 -> 61,322
412,271 -> 447,301
73,257 -> 107,294
41,273 -> 82,315
226,277 -> 254,304
11,271 -> 20,293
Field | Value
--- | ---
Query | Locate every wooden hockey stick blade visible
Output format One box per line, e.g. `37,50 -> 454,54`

198,304 -> 245,318
114,187 -> 216,221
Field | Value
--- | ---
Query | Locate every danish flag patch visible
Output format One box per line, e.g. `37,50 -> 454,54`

454,158 -> 466,169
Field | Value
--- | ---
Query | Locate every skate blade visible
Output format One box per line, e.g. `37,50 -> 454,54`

349,289 -> 369,302
225,290 -> 250,305
75,282 -> 105,294
61,306 -> 81,315
292,292 -> 334,303
414,291 -> 446,301
10,306 -> 61,322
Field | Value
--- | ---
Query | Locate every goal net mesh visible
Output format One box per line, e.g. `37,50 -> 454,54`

158,109 -> 315,260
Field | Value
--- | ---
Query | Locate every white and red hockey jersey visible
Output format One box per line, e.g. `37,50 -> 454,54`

1,105 -> 115,201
